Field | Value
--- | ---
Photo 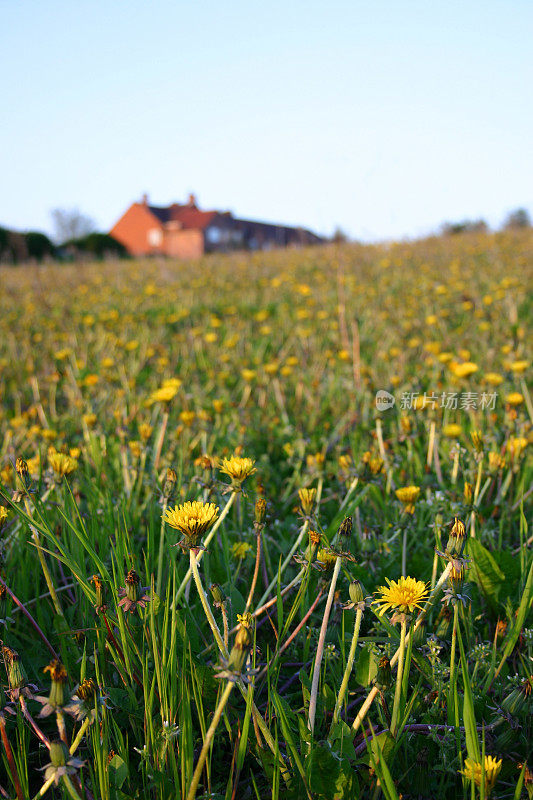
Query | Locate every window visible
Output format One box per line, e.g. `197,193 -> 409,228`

148,228 -> 162,247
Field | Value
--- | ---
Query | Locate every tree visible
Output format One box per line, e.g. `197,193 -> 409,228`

332,226 -> 349,244
502,208 -> 531,230
441,219 -> 488,236
63,232 -> 128,260
25,231 -> 56,260
50,208 -> 95,245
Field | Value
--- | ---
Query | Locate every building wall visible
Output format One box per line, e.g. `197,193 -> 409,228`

164,228 -> 205,259
110,204 -> 164,256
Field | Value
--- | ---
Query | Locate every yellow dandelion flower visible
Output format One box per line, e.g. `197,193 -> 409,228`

442,423 -> 463,438
510,360 -> 529,373
220,456 -> 256,486
450,362 -> 478,378
506,391 -> 524,406
49,452 -> 78,477
507,437 -> 528,460
373,576 -> 429,616
237,612 -> 254,629
488,451 -> 505,471
241,369 -> 257,382
163,501 -> 219,539
180,410 -> 196,426
231,541 -> 253,559
0,506 -> 8,531
316,548 -> 338,571
139,423 -> 153,442
129,440 -> 142,458
149,385 -> 178,405
460,756 -> 502,793
484,372 -> 504,386
395,485 -> 421,514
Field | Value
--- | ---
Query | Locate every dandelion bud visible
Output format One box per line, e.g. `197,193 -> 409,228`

0,506 -> 8,532
502,676 -> 532,715
338,516 -> 353,540
43,660 -> 67,708
209,583 -> 226,607
50,740 -> 68,768
471,430 -> 484,452
349,580 -> 365,605
2,646 -> 27,690
464,482 -> 473,504
298,487 -> 316,516
91,575 -> 106,610
227,624 -> 253,673
254,497 -> 267,525
412,619 -> 427,648
162,467 -> 178,500
15,458 -> 32,490
446,517 -> 467,556
375,656 -> 392,691
435,606 -> 453,639
449,562 -> 467,591
124,569 -> 140,602
15,458 -> 28,478
77,677 -> 96,702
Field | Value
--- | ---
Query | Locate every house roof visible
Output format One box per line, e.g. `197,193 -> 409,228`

148,204 -> 218,230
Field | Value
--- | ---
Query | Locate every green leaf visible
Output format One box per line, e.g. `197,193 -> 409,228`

489,555 -> 533,687
468,538 -> 505,606
305,743 -> 341,797
108,754 -> 128,790
355,645 -> 378,686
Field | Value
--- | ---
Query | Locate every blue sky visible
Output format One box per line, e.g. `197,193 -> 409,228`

1,0 -> 532,241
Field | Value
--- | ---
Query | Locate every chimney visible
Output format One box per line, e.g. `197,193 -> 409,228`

141,193 -> 149,205
188,193 -> 197,207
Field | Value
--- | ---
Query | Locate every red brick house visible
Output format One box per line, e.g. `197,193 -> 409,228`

110,194 -> 324,258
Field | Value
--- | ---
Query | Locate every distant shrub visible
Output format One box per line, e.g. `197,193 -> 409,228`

25,231 -> 56,260
0,226 -> 28,263
502,208 -> 531,230
441,219 -> 488,236
63,232 -> 128,260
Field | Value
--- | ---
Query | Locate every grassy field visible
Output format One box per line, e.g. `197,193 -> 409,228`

0,230 -> 531,800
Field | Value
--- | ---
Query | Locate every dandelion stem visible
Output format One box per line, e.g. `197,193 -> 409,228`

153,409 -> 169,473
189,549 -> 228,658
448,603 -> 460,709
351,562 -> 452,734
62,774 -> 83,800
0,715 -> 24,800
308,556 -> 342,736
244,525 -> 263,613
221,604 -> 229,649
173,492 -> 237,607
401,527 -> 408,577
69,717 -> 93,755
0,576 -> 59,659
186,680 -> 235,800
156,499 -> 168,596
256,521 -> 308,609
390,617 -> 407,736
256,476 -> 323,609
32,775 -> 56,800
23,497 -> 64,617
470,457 -> 483,538
331,606 -> 364,730
19,696 -> 50,750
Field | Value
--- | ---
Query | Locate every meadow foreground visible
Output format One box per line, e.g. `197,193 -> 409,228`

0,232 -> 532,799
